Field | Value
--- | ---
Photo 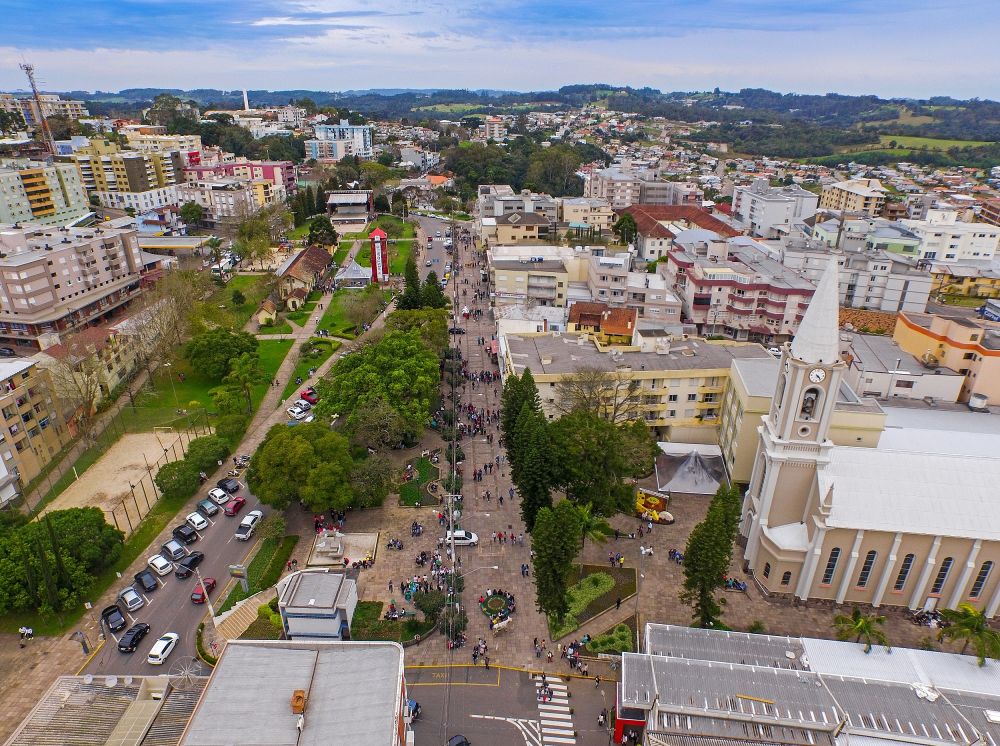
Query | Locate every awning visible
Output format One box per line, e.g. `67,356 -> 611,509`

489,340 -> 499,354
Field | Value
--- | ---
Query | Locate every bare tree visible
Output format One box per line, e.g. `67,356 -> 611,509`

42,333 -> 109,445
342,286 -> 384,333
553,366 -> 642,424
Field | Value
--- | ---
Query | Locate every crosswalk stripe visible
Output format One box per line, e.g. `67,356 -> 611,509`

534,681 -> 568,690
542,718 -> 573,727
540,712 -> 573,720
541,736 -> 577,744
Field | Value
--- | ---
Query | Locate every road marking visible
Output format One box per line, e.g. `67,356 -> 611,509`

533,675 -> 576,744
470,715 -> 542,746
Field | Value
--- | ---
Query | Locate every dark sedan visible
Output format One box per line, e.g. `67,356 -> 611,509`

101,604 -> 127,633
217,477 -> 240,494
117,622 -> 151,653
133,569 -> 159,593
174,551 -> 205,579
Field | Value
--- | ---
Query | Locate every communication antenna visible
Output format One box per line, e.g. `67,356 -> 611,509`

19,62 -> 56,156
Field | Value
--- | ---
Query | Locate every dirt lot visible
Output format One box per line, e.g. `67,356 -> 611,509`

38,431 -> 196,536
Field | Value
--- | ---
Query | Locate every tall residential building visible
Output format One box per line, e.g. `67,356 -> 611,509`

819,178 -> 888,217
584,167 -> 642,208
638,177 -> 704,206
0,93 -> 89,126
123,131 -> 203,154
741,262 -> 1000,616
174,179 -> 258,229
0,159 -> 90,226
899,208 -> 1000,261
183,160 -> 296,194
63,138 -> 183,211
305,120 -> 374,160
732,178 -> 819,239
980,198 -> 1000,227
483,116 -> 507,140
0,222 -> 143,348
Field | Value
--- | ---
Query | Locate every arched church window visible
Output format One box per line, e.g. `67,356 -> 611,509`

800,388 -> 820,420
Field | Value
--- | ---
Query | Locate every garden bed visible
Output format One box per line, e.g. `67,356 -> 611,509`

582,614 -> 637,655
218,535 -> 299,614
398,456 -> 440,507
350,601 -> 435,643
549,564 -> 637,640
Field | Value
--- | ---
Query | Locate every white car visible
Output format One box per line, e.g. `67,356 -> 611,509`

287,405 -> 310,420
425,259 -> 432,266
767,346 -> 782,357
235,510 -> 263,541
208,487 -> 230,505
118,586 -> 144,612
147,554 -> 173,576
292,399 -> 313,411
435,231 -> 441,237
186,512 -> 209,532
147,632 -> 179,665
445,529 -> 479,547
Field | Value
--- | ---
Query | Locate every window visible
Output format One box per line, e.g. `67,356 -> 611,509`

822,548 -> 841,585
763,562 -> 771,579
687,393 -> 697,402
668,394 -> 678,402
970,561 -> 993,599
781,571 -> 792,586
931,557 -> 953,594
894,554 -> 915,591
895,380 -> 914,389
857,550 -> 877,587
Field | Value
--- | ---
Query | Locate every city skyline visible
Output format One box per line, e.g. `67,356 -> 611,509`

3,0 -> 999,99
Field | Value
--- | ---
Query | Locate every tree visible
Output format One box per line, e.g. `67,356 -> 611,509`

0,109 -> 24,134
347,396 -> 406,452
532,501 -> 583,623
500,369 -> 540,448
938,603 -> 1000,666
231,288 -> 246,307
185,329 -> 259,381
575,502 -> 612,548
680,483 -> 742,627
513,404 -> 552,532
222,352 -> 267,414
179,201 -> 204,227
421,271 -> 448,309
397,253 -> 423,311
214,414 -> 249,446
257,513 -> 287,541
554,367 -> 641,424
385,308 -> 449,355
525,144 -> 583,196
342,284 -> 384,333
204,237 -> 224,265
833,607 -> 890,654
373,194 -> 391,212
183,435 -> 231,473
613,213 -> 638,245
42,330 -> 110,445
307,216 -> 337,247
349,454 -> 395,508
154,460 -> 201,500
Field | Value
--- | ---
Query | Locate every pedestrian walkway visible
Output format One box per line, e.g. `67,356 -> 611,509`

533,675 -> 577,745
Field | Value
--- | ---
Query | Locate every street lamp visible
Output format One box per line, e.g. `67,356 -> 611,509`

161,362 -> 180,408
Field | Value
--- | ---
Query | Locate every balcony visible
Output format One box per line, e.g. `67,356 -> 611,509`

695,400 -> 719,409
527,276 -> 557,289
698,385 -> 724,395
527,286 -> 556,300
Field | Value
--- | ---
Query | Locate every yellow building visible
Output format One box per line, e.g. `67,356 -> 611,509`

65,138 -> 180,195
819,178 -> 887,217
719,355 -> 885,483
492,258 -> 573,307
928,263 -> 1000,298
0,159 -> 90,226
559,197 -> 615,233
492,212 -> 550,244
893,311 -> 1000,405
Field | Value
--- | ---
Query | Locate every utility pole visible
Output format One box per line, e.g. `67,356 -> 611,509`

19,63 -> 56,156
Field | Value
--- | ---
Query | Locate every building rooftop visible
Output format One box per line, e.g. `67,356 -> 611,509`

278,570 -> 353,611
844,332 -> 961,376
0,223 -> 136,266
790,257 -> 840,364
618,204 -> 741,240
504,333 -> 771,377
493,258 -> 566,272
180,641 -> 404,746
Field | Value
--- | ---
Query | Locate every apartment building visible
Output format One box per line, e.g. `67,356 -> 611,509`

500,331 -> 772,442
819,178 -> 888,217
893,311 -> 1000,405
305,120 -> 374,160
587,253 -> 682,322
123,131 -> 203,154
842,331 -> 963,403
927,263 -> 1000,298
0,159 -> 90,226
0,222 -> 143,349
183,159 -> 296,195
174,179 -> 257,230
0,93 -> 88,126
615,204 -> 740,262
638,177 -> 705,206
492,211 -> 550,243
782,239 -> 931,313
980,198 -> 1000,227
492,257 -> 570,307
900,208 -> 1000,261
483,116 -> 507,140
663,242 -> 815,342
558,197 -> 614,233
719,355 -> 885,483
64,138 -> 183,210
566,302 -> 638,345
584,167 -> 641,208
732,178 -> 819,238
477,185 -> 558,223
398,146 -> 440,171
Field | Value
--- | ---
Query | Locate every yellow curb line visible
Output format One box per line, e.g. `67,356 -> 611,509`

404,663 -> 618,682
75,637 -> 106,674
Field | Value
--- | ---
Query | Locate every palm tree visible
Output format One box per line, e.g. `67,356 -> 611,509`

223,353 -> 268,414
833,607 -> 890,654
938,603 -> 1000,666
204,236 -> 224,266
576,502 -> 612,549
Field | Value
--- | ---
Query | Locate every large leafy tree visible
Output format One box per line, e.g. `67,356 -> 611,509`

833,607 -> 890,654
532,501 -> 583,623
681,483 -> 742,627
307,216 -> 338,247
385,308 -> 449,355
222,352 -> 268,414
185,329 -> 259,381
346,396 -> 406,453
179,201 -> 204,227
314,330 -> 439,441
613,213 -> 638,245
938,603 -> 1000,666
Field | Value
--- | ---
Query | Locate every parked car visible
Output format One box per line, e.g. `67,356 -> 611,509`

186,512 -> 209,532
235,510 -> 263,541
447,737 -> 471,746
101,604 -> 127,632
435,231 -> 441,237
117,622 -> 151,653
191,577 -> 217,604
147,554 -> 173,576
292,399 -> 312,411
147,632 -> 179,665
133,569 -> 159,593
300,388 -> 319,405
768,346 -> 781,357
160,539 -> 188,562
172,524 -> 198,545
217,477 -> 240,494
0,347 -> 15,357
174,550 -> 205,578
118,586 -> 144,612
287,405 -> 310,420
445,529 -> 479,547
224,496 -> 247,516
448,327 -> 466,335
207,487 -> 231,505
425,259 -> 432,266
196,498 -> 220,517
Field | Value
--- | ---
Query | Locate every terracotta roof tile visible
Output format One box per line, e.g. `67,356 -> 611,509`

616,204 -> 740,239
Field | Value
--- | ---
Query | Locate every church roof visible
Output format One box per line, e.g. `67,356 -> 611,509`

790,257 -> 840,365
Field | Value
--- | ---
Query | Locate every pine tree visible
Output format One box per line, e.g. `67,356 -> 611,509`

421,271 -> 448,309
515,406 -> 553,531
45,515 -> 70,587
34,535 -> 60,612
397,254 -> 423,310
681,484 -> 742,627
315,185 -> 326,216
532,501 -> 583,623
500,373 -> 526,447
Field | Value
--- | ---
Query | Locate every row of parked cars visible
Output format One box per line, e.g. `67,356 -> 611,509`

100,476 -> 262,665
287,387 -> 319,421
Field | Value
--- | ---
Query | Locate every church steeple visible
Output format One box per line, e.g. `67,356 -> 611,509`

791,257 -> 841,365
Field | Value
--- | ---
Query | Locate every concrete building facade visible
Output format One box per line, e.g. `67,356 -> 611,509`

305,120 -> 374,160
732,178 -> 819,239
0,159 -> 90,226
819,178 -> 888,217
900,209 -> 1000,262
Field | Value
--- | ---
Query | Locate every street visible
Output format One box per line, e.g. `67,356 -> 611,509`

413,214 -> 456,282
83,483 -> 269,675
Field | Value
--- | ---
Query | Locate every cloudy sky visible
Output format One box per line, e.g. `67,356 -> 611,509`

2,0 -> 998,99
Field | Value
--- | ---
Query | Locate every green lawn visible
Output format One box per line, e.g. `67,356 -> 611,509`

255,339 -> 295,403
197,275 -> 273,331
399,457 -> 439,506
350,601 -> 436,643
549,564 -> 637,639
281,339 -> 341,399
258,321 -> 293,335
218,535 -> 299,613
315,289 -> 358,338
287,223 -> 309,240
878,134 -> 992,150
936,293 -> 987,307
357,237 -> 413,274
333,241 -> 353,266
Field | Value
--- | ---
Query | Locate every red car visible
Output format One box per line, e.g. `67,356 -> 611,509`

300,388 -> 319,405
191,578 -> 217,604
224,496 -> 247,516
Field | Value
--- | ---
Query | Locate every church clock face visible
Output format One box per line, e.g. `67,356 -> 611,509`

809,369 -> 827,384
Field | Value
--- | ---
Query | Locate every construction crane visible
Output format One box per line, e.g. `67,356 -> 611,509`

19,62 -> 56,156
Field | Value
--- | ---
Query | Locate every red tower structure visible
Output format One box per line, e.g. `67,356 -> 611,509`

369,228 -> 389,284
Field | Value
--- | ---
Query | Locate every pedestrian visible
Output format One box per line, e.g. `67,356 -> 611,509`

582,663 -> 589,676
547,650 -> 554,663
616,596 -> 622,610
388,580 -> 393,592
595,675 -> 601,688
484,655 -> 490,669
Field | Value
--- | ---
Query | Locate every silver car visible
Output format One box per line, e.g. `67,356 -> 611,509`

118,586 -> 144,612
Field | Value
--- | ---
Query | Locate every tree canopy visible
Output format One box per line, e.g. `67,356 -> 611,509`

532,501 -> 583,623
184,329 -> 259,381
681,483 -> 742,627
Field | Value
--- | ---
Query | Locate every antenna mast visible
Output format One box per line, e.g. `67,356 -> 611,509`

19,63 -> 56,156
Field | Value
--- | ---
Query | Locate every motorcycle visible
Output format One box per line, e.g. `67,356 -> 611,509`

386,538 -> 403,550
407,700 -> 422,721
